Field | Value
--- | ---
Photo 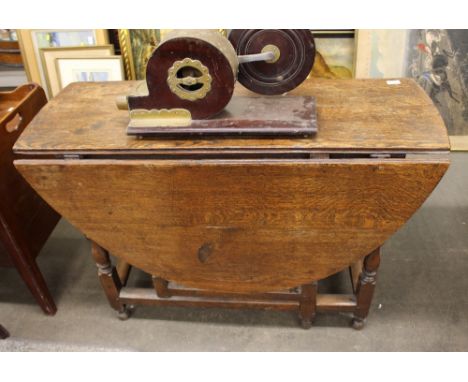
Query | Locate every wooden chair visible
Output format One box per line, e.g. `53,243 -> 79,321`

0,84 -> 60,315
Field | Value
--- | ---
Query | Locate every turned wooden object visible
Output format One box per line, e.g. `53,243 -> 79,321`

229,29 -> 316,95
91,242 -> 129,319
352,248 -> 381,329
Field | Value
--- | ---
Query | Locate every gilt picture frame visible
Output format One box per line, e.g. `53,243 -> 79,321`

118,29 -> 160,80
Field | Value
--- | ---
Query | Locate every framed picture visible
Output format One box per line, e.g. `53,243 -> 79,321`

310,30 -> 355,79
17,29 -> 109,91
41,45 -> 114,97
118,29 -> 160,80
55,56 -> 124,90
354,29 -> 468,150
354,29 -> 409,79
406,30 -> 468,150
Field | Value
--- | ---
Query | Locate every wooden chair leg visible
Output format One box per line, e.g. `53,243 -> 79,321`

15,258 -> 57,315
0,231 -> 57,315
298,282 -> 317,329
0,324 -> 9,339
352,247 -> 381,330
90,241 -> 129,320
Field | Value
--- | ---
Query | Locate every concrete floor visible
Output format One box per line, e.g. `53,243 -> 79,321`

1,153 -> 467,351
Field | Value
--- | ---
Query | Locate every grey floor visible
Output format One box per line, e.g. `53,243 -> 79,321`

1,153 -> 467,351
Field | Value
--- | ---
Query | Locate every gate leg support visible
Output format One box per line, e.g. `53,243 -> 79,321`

299,282 -> 317,329
152,276 -> 172,298
352,247 -> 381,330
90,241 -> 130,320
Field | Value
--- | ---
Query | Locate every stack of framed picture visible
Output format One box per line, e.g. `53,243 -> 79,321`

17,29 -> 124,98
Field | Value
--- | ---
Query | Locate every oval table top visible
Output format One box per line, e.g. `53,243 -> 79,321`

14,78 -> 450,156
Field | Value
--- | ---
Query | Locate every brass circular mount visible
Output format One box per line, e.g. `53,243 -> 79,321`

167,58 -> 212,101
261,44 -> 281,63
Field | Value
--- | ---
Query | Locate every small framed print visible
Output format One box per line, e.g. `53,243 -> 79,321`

41,45 -> 114,97
16,29 -> 109,92
55,56 -> 124,91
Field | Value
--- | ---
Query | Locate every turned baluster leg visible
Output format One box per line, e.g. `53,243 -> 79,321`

0,324 -> 9,339
298,282 -> 317,329
352,247 -> 381,330
90,241 -> 130,320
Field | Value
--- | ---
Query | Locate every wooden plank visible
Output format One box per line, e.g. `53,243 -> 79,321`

165,281 -> 301,301
316,294 -> 356,312
13,78 -> 450,155
118,287 -> 356,313
119,287 -> 299,311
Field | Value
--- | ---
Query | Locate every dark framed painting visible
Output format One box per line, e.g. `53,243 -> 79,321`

406,29 -> 468,149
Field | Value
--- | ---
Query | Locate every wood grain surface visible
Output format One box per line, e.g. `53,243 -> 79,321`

13,78 -> 450,155
15,158 -> 448,293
